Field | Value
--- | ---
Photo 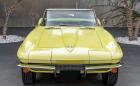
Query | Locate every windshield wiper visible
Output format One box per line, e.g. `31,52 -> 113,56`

58,24 -> 82,27
59,24 -> 69,26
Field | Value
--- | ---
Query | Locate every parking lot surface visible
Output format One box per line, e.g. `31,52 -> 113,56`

0,28 -> 140,86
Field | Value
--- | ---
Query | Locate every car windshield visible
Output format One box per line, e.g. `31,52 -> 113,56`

45,10 -> 97,26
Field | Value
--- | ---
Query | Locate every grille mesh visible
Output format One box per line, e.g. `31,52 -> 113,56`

56,65 -> 84,71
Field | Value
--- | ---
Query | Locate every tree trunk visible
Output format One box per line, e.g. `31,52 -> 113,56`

124,0 -> 134,41
2,0 -> 24,39
133,19 -> 140,40
127,14 -> 134,40
75,0 -> 78,9
2,13 -> 10,39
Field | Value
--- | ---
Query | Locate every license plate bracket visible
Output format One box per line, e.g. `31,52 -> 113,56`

55,65 -> 85,71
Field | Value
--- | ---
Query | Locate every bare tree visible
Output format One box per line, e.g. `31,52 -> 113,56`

133,18 -> 140,40
29,12 -> 39,27
99,0 -> 140,41
2,0 -> 23,39
124,0 -> 140,40
123,0 -> 134,40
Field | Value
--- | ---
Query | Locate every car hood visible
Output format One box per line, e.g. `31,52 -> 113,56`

38,27 -> 103,50
28,27 -> 105,64
18,26 -> 122,64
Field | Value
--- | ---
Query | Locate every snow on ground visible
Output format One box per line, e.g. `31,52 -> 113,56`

0,35 -> 140,45
0,35 -> 24,44
116,37 -> 140,45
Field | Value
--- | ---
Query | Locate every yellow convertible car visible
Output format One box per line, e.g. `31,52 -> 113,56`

17,9 -> 123,86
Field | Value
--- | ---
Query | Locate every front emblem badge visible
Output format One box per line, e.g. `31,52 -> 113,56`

66,45 -> 73,48
66,45 -> 74,52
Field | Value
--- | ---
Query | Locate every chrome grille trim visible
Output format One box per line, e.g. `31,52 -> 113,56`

56,65 -> 84,71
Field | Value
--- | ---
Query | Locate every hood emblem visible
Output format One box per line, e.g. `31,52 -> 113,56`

66,45 -> 73,48
66,45 -> 74,52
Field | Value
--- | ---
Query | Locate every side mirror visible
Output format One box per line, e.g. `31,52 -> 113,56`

38,18 -> 45,26
101,18 -> 107,26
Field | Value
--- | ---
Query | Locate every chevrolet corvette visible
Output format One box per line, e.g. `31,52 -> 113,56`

17,9 -> 123,86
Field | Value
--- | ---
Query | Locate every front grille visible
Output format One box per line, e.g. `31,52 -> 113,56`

56,65 -> 84,71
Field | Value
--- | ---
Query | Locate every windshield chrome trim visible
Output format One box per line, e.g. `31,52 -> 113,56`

47,9 -> 94,11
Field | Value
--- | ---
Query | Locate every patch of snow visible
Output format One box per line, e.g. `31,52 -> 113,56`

0,35 -> 24,44
116,37 -> 140,45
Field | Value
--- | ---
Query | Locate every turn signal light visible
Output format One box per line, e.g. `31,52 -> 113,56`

22,67 -> 29,73
111,68 -> 118,73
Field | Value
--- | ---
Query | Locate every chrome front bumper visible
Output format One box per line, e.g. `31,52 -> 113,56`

18,63 -> 122,73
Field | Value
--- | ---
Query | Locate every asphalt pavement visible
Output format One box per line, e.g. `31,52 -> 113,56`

0,27 -> 140,86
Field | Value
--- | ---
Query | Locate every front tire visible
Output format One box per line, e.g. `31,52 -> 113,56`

102,68 -> 118,86
21,68 -> 36,85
